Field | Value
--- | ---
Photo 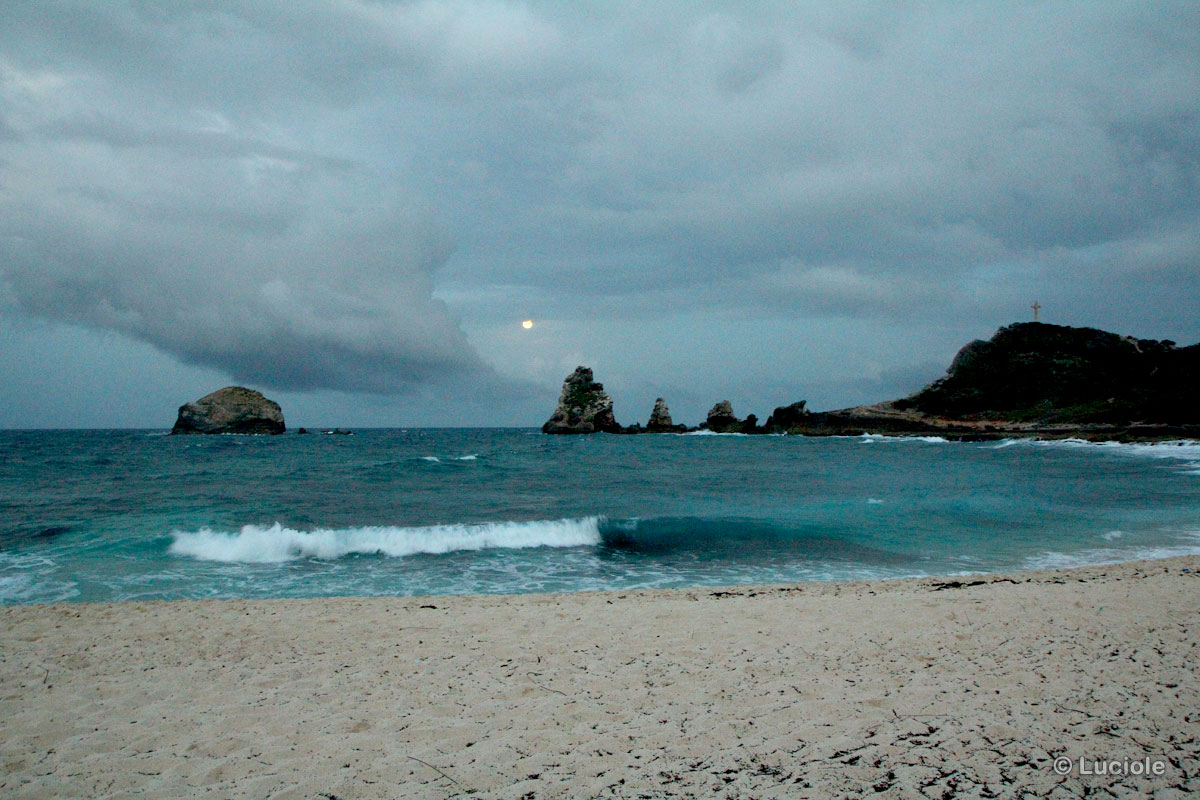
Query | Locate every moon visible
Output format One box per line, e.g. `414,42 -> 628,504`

521,320 -> 534,329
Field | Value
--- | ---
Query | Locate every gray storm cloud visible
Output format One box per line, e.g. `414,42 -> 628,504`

0,3 -> 494,394
2,1 -> 1199,422
0,121 -> 484,391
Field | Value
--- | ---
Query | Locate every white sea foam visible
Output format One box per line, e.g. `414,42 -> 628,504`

683,430 -> 749,436
0,552 -> 77,603
991,437 -> 1200,475
1103,530 -> 1125,541
867,498 -> 884,504
1021,530 -> 1200,571
858,433 -> 949,444
169,517 -> 604,563
420,456 -> 441,462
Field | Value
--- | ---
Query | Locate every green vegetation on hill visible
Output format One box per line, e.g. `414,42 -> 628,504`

895,322 -> 1198,424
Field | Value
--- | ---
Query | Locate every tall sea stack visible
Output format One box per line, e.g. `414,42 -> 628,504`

646,398 -> 685,433
542,367 -> 622,434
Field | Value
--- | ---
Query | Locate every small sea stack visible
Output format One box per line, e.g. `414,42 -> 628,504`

171,386 -> 285,435
646,398 -> 685,433
542,367 -> 622,434
702,400 -> 742,433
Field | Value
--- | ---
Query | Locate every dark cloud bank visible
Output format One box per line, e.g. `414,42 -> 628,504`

1,2 -> 1197,426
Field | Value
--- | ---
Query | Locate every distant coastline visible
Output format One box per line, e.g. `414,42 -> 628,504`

542,321 -> 1200,442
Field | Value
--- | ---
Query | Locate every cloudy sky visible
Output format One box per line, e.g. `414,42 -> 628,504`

2,1 -> 1198,428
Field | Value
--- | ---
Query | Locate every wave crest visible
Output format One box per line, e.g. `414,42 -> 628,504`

859,433 -> 949,444
169,517 -> 603,563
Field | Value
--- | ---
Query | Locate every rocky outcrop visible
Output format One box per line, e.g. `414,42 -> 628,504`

171,386 -> 285,435
648,398 -> 672,428
542,367 -> 622,434
646,398 -> 685,433
536,323 -> 1199,442
702,401 -> 743,433
764,401 -> 809,432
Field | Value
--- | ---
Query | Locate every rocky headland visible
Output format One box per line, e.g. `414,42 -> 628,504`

699,401 -> 761,434
171,386 -> 286,435
800,322 -> 1199,440
541,322 -> 1199,440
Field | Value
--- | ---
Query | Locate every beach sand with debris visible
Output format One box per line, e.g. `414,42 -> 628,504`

2,556 -> 1198,799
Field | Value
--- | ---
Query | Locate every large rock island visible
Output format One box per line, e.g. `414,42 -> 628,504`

171,386 -> 286,435
542,367 -> 622,434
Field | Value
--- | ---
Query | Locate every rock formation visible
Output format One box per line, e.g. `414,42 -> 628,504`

764,401 -> 809,432
542,367 -> 622,434
702,401 -> 742,433
896,322 -> 1196,424
794,322 -> 1200,440
646,398 -> 685,433
535,322 -> 1198,442
171,386 -> 286,435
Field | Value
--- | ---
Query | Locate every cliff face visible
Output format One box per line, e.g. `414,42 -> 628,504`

895,322 -> 1197,424
171,386 -> 285,435
542,367 -> 622,434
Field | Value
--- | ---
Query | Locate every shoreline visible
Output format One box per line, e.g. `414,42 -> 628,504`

5,550 -> 1200,609
11,541 -> 1200,607
3,556 -> 1198,798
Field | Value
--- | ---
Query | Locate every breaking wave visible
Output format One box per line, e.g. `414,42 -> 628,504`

170,517 -> 603,563
858,433 -> 949,444
419,454 -> 479,463
169,515 -> 916,566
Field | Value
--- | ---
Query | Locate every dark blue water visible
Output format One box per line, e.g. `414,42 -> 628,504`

2,429 -> 1198,603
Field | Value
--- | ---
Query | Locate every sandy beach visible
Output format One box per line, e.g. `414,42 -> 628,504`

2,557 -> 1197,799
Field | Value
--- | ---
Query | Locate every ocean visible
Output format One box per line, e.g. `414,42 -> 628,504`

2,429 -> 1198,604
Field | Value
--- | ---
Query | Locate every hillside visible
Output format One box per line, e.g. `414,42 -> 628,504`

802,322 -> 1199,440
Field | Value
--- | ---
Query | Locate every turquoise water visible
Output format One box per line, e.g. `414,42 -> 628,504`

2,429 -> 1198,603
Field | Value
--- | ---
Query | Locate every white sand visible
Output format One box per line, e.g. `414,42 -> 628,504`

2,556 -> 1198,799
